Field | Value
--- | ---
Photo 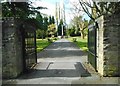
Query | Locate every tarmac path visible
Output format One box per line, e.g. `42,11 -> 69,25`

3,39 -> 91,84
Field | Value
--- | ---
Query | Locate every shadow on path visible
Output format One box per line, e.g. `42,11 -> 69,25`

18,62 -> 91,79
3,39 -> 90,84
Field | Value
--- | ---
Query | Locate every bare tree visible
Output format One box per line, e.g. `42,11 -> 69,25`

71,16 -> 88,39
70,0 -> 120,22
69,0 -> 120,39
78,0 -> 120,21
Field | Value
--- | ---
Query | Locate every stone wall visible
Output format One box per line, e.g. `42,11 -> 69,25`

103,14 -> 119,76
97,13 -> 120,76
2,18 -> 23,79
0,19 -> 2,85
118,15 -> 120,77
96,16 -> 104,76
2,18 -> 37,79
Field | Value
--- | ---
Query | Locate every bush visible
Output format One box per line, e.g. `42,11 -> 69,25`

36,29 -> 46,39
53,38 -> 57,40
72,38 -> 77,42
47,38 -> 53,43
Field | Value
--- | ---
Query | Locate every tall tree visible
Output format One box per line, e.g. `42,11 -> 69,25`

2,1 -> 46,18
48,24 -> 56,37
47,16 -> 56,37
70,0 -> 120,29
58,19 -> 63,36
2,1 -> 47,29
43,17 -> 48,31
2,2 -> 30,18
75,0 -> 120,21
36,16 -> 48,39
36,14 -> 43,29
72,16 -> 88,39
58,19 -> 66,36
51,16 -> 55,24
48,16 -> 52,25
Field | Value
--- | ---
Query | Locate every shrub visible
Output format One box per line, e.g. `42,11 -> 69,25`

47,38 -> 52,43
72,38 -> 77,42
53,38 -> 57,40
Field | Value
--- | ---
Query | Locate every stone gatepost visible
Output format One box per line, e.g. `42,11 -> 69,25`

96,13 -> 120,76
2,18 -> 23,79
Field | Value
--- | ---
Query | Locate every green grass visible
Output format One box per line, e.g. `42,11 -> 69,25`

36,36 -> 87,52
36,37 -> 58,53
67,36 -> 88,52
36,39 -> 51,53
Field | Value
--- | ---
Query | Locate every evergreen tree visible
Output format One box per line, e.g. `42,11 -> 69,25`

48,16 -> 52,25
43,17 -> 48,31
58,19 -> 63,36
36,14 -> 43,29
2,2 -> 45,19
51,16 -> 55,24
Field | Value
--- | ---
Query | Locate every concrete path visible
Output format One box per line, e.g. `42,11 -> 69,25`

3,39 -> 118,85
3,39 -> 90,84
37,39 -> 87,63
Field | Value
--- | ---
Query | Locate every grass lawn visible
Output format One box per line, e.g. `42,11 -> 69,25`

36,39 -> 51,53
36,37 -> 58,53
67,36 -> 88,52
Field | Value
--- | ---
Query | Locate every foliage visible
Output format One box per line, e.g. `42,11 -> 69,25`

72,38 -> 77,42
43,17 -> 49,31
48,24 -> 56,37
48,16 -> 55,25
58,19 -> 66,36
36,15 -> 56,38
2,2 -> 29,18
67,28 -> 75,36
2,1 -> 47,31
70,0 -> 120,33
51,16 -> 55,24
36,15 -> 52,39
2,2 -> 46,18
47,38 -> 53,43
47,16 -> 56,37
36,29 -> 46,39
36,14 -> 47,39
70,16 -> 88,39
66,26 -> 80,37
36,14 -> 43,29
48,16 -> 52,25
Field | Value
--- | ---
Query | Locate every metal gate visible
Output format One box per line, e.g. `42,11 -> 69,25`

22,24 -> 37,71
88,23 -> 97,70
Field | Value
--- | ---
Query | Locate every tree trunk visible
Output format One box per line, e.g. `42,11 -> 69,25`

42,31 -> 43,40
81,30 -> 85,39
42,35 -> 43,40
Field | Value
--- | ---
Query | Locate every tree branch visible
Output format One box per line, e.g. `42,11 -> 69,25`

78,0 -> 95,21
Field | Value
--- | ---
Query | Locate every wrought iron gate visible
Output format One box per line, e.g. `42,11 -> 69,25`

88,24 -> 97,70
22,25 -> 37,71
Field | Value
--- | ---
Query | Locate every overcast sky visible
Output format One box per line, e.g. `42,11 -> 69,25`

32,0 -> 90,24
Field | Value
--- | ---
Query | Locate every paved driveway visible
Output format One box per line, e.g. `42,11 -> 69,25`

37,39 -> 87,62
3,39 -> 90,84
